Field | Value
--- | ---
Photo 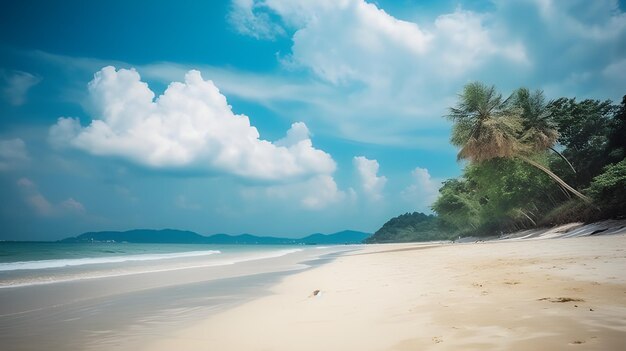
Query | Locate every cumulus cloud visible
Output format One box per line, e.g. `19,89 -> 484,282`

0,138 -> 29,171
50,66 -> 336,182
353,156 -> 387,201
221,0 -> 531,145
17,178 -> 85,217
401,167 -> 441,213
225,0 -> 625,145
1,70 -> 41,106
244,174 -> 345,210
432,9 -> 529,74
284,1 -> 432,85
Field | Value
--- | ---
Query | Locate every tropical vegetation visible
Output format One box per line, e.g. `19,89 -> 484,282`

365,212 -> 453,243
372,86 -> 625,242
433,85 -> 625,237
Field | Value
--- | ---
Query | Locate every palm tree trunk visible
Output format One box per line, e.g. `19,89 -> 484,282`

557,184 -> 572,199
516,209 -> 537,226
518,156 -> 591,203
549,146 -> 576,174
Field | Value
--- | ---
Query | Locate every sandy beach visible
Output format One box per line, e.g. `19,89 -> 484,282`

144,234 -> 626,351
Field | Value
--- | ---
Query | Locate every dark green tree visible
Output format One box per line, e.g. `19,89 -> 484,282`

511,88 -> 576,173
432,179 -> 481,233
547,97 -> 617,187
447,82 -> 590,202
586,159 -> 626,218
605,95 -> 626,163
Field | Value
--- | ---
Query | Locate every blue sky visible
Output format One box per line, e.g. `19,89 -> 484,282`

0,0 -> 625,240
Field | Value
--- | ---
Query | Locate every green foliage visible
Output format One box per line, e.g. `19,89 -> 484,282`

447,82 -> 523,162
446,82 -> 590,203
511,88 -> 559,152
365,212 -> 454,243
468,158 -> 553,221
538,199 -> 597,226
376,90 -> 624,242
433,158 -> 564,236
432,179 -> 481,233
428,84 -> 626,238
547,97 -> 618,187
606,96 -> 626,163
586,159 -> 626,218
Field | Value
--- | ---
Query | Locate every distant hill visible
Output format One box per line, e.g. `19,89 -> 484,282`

365,212 -> 453,243
201,233 -> 297,245
60,229 -> 370,245
60,229 -> 208,244
300,230 -> 371,244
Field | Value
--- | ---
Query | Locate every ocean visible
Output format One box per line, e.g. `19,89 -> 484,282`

0,242 -> 355,351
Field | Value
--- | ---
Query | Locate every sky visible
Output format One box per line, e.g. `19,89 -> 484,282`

0,0 -> 625,240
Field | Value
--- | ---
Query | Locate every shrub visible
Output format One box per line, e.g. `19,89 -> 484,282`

586,159 -> 626,218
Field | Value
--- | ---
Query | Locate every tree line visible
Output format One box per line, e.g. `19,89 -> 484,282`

432,83 -> 625,237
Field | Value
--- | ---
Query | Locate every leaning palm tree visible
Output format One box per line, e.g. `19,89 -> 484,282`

447,82 -> 590,203
511,88 -> 576,173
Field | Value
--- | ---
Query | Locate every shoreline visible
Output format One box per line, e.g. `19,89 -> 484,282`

144,234 -> 626,351
0,246 -> 355,351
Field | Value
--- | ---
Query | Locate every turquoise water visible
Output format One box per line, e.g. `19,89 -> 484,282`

0,242 -> 296,264
0,242 -> 354,350
0,242 -> 312,288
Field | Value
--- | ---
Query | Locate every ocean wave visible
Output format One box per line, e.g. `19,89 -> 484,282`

0,248 -> 305,288
0,250 -> 222,271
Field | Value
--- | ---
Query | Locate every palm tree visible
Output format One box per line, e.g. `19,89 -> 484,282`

511,88 -> 576,173
447,82 -> 590,203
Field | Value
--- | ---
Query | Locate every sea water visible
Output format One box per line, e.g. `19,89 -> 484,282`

0,242 -> 355,351
0,242 -> 310,288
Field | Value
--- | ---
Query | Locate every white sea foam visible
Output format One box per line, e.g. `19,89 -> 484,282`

0,250 -> 221,272
0,248 -> 305,288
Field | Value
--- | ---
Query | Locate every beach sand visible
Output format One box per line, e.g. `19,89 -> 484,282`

144,235 -> 626,351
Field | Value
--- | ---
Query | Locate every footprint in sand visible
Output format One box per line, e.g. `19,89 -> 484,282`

504,280 -> 520,285
432,336 -> 443,344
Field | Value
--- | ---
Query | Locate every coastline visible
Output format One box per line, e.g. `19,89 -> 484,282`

0,245 -> 355,351
143,234 -> 626,351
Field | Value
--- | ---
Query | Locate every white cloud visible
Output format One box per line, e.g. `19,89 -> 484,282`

60,198 -> 86,213
353,156 -> 387,201
284,0 -> 432,85
298,175 -> 345,210
245,174 -> 345,210
401,167 -> 441,213
228,0 -> 286,39
1,70 -> 41,106
50,66 -> 336,182
0,138 -> 29,171
433,9 -> 529,74
235,1 -> 527,85
532,0 -> 626,40
223,0 -> 532,145
17,178 -> 85,217
224,0 -> 625,144
26,0 -> 626,151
